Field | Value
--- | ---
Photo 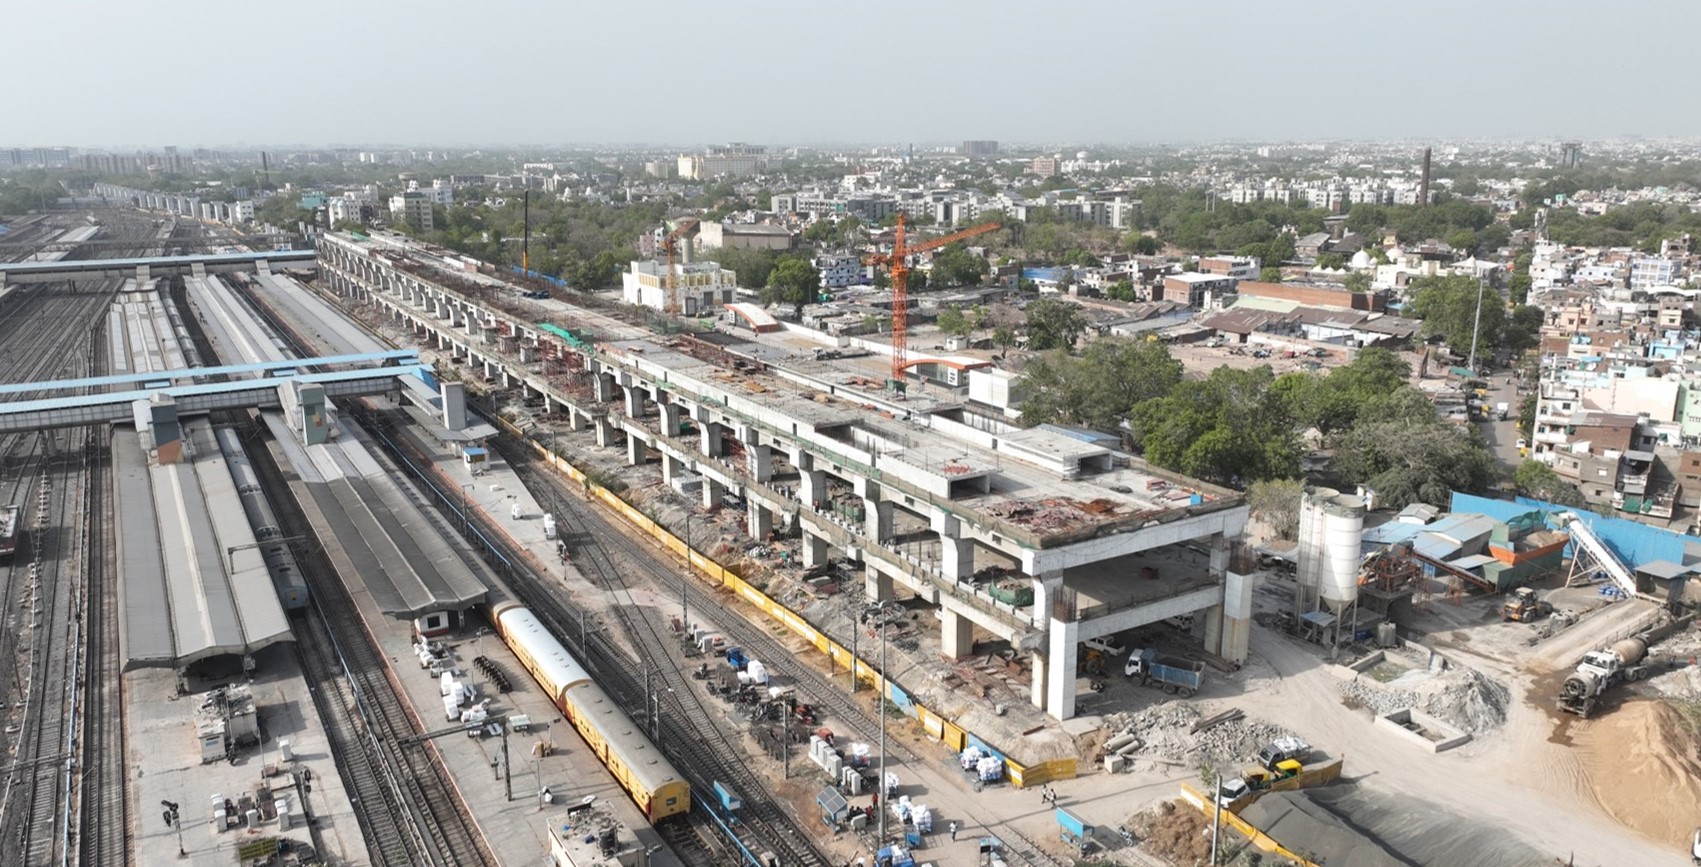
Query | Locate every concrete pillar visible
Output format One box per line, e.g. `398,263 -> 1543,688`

702,476 -> 726,510
1045,618 -> 1081,721
1030,649 -> 1047,710
864,564 -> 894,602
800,470 -> 827,510
865,498 -> 894,543
568,406 -> 589,432
802,531 -> 830,569
622,385 -> 644,419
940,536 -> 975,581
440,381 -> 467,431
747,501 -> 774,540
941,609 -> 974,659
659,402 -> 683,438
593,372 -> 616,403
1031,572 -> 1064,626
699,421 -> 724,458
1216,570 -> 1253,664
594,416 -> 617,448
661,453 -> 685,485
1209,532 -> 1230,576
625,434 -> 646,467
747,444 -> 773,484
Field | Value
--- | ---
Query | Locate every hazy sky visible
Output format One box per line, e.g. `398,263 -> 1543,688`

7,0 -> 1700,149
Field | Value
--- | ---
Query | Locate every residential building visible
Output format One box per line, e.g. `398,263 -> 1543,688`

388,191 -> 433,232
229,200 -> 255,222
1031,156 -> 1060,177
1630,255 -> 1680,291
1159,273 -> 1235,308
813,254 -> 864,289
621,259 -> 739,315
696,221 -> 794,252
1198,256 -> 1260,279
677,143 -> 768,180
327,196 -> 363,226
961,140 -> 999,157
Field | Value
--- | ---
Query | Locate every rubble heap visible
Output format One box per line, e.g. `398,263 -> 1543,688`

1102,701 -> 1294,769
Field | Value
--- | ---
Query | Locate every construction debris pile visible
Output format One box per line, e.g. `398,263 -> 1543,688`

1100,701 -> 1294,769
1340,665 -> 1510,734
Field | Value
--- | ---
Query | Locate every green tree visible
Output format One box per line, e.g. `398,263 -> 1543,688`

1125,234 -> 1162,256
1286,348 -> 1414,441
1315,253 -> 1346,270
1019,338 -> 1183,432
1023,298 -> 1088,351
764,255 -> 821,317
936,305 -> 978,338
930,243 -> 989,288
1344,270 -> 1373,292
1247,478 -> 1304,541
1333,420 -> 1497,509
1407,274 -> 1507,352
1503,304 -> 1544,354
1105,280 -> 1136,302
1514,460 -> 1588,508
1130,366 -> 1301,485
1259,266 -> 1284,283
992,326 -> 1018,355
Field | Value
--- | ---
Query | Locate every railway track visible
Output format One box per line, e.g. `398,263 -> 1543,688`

355,409 -> 829,867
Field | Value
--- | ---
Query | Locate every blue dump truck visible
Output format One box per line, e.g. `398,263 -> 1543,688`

1123,648 -> 1205,697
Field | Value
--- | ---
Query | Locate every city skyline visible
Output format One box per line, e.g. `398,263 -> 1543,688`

7,0 -> 1701,147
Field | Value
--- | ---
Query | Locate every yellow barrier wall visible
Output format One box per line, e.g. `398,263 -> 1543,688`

522,427 -> 1074,786
1177,783 -> 1323,867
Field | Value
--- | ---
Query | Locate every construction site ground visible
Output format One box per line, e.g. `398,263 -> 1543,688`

364,306 -> 1701,866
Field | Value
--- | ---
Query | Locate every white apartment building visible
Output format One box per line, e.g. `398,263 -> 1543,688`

328,196 -> 364,226
1630,255 -> 1680,291
621,259 -> 739,315
389,191 -> 433,232
229,200 -> 255,222
677,143 -> 768,180
812,254 -> 864,289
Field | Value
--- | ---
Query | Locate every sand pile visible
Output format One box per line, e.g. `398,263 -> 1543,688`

1340,667 -> 1510,733
1576,699 -> 1701,850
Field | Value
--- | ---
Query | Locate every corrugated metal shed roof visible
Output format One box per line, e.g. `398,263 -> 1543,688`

1362,522 -> 1421,546
114,424 -> 293,670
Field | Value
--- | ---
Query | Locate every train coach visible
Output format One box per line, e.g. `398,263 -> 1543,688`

491,600 -> 690,821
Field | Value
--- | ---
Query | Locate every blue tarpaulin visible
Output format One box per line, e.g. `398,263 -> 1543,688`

1449,492 -> 1691,570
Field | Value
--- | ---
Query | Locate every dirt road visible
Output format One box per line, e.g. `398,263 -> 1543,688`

1235,623 -> 1688,866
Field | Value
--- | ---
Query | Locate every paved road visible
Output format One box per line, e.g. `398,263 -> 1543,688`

1474,373 -> 1527,468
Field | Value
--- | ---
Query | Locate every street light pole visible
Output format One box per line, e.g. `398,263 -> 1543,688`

876,603 -> 888,851
1467,275 -> 1486,375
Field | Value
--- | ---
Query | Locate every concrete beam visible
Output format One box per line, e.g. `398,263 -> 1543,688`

1072,582 -> 1226,643
1021,508 -> 1248,575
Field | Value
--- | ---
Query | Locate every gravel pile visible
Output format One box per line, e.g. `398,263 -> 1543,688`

1340,667 -> 1510,733
1104,701 -> 1294,768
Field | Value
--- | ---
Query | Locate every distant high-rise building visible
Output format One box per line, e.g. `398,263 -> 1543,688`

677,143 -> 768,180
388,191 -> 433,232
1560,141 -> 1583,169
961,140 -> 999,157
1031,156 -> 1060,177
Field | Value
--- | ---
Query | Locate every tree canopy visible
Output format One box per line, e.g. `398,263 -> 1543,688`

1407,274 -> 1506,353
1019,338 -> 1183,432
1130,365 -> 1303,486
1513,460 -> 1587,508
763,256 -> 820,316
929,243 -> 989,288
1023,298 -> 1087,351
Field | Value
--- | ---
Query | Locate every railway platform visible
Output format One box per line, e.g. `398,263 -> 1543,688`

125,644 -> 369,867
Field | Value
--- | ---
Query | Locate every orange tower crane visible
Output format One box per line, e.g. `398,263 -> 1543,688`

660,217 -> 700,317
866,214 -> 1000,387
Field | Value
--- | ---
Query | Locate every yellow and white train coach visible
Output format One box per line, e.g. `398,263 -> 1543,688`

492,600 -> 691,821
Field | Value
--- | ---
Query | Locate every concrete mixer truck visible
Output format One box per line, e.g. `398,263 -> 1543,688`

1558,637 -> 1655,717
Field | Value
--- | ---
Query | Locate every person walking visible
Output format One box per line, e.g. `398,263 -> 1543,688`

949,821 -> 958,841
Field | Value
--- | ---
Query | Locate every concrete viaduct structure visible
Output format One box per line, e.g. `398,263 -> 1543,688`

316,231 -> 1251,720
0,250 -> 316,285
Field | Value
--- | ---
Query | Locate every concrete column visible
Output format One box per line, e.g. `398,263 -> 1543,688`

699,422 -> 724,458
622,385 -> 644,419
1216,570 -> 1253,664
1209,532 -> 1230,575
568,406 -> 589,432
1045,618 -> 1081,721
941,609 -> 974,659
659,402 -> 683,438
594,417 -> 617,448
1030,649 -> 1047,710
800,470 -> 827,510
864,564 -> 894,602
802,531 -> 830,569
625,434 -> 646,467
865,498 -> 894,543
747,501 -> 774,540
1031,572 -> 1064,626
593,372 -> 616,403
702,476 -> 726,510
940,536 -> 975,581
747,444 -> 773,484
661,453 -> 685,485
